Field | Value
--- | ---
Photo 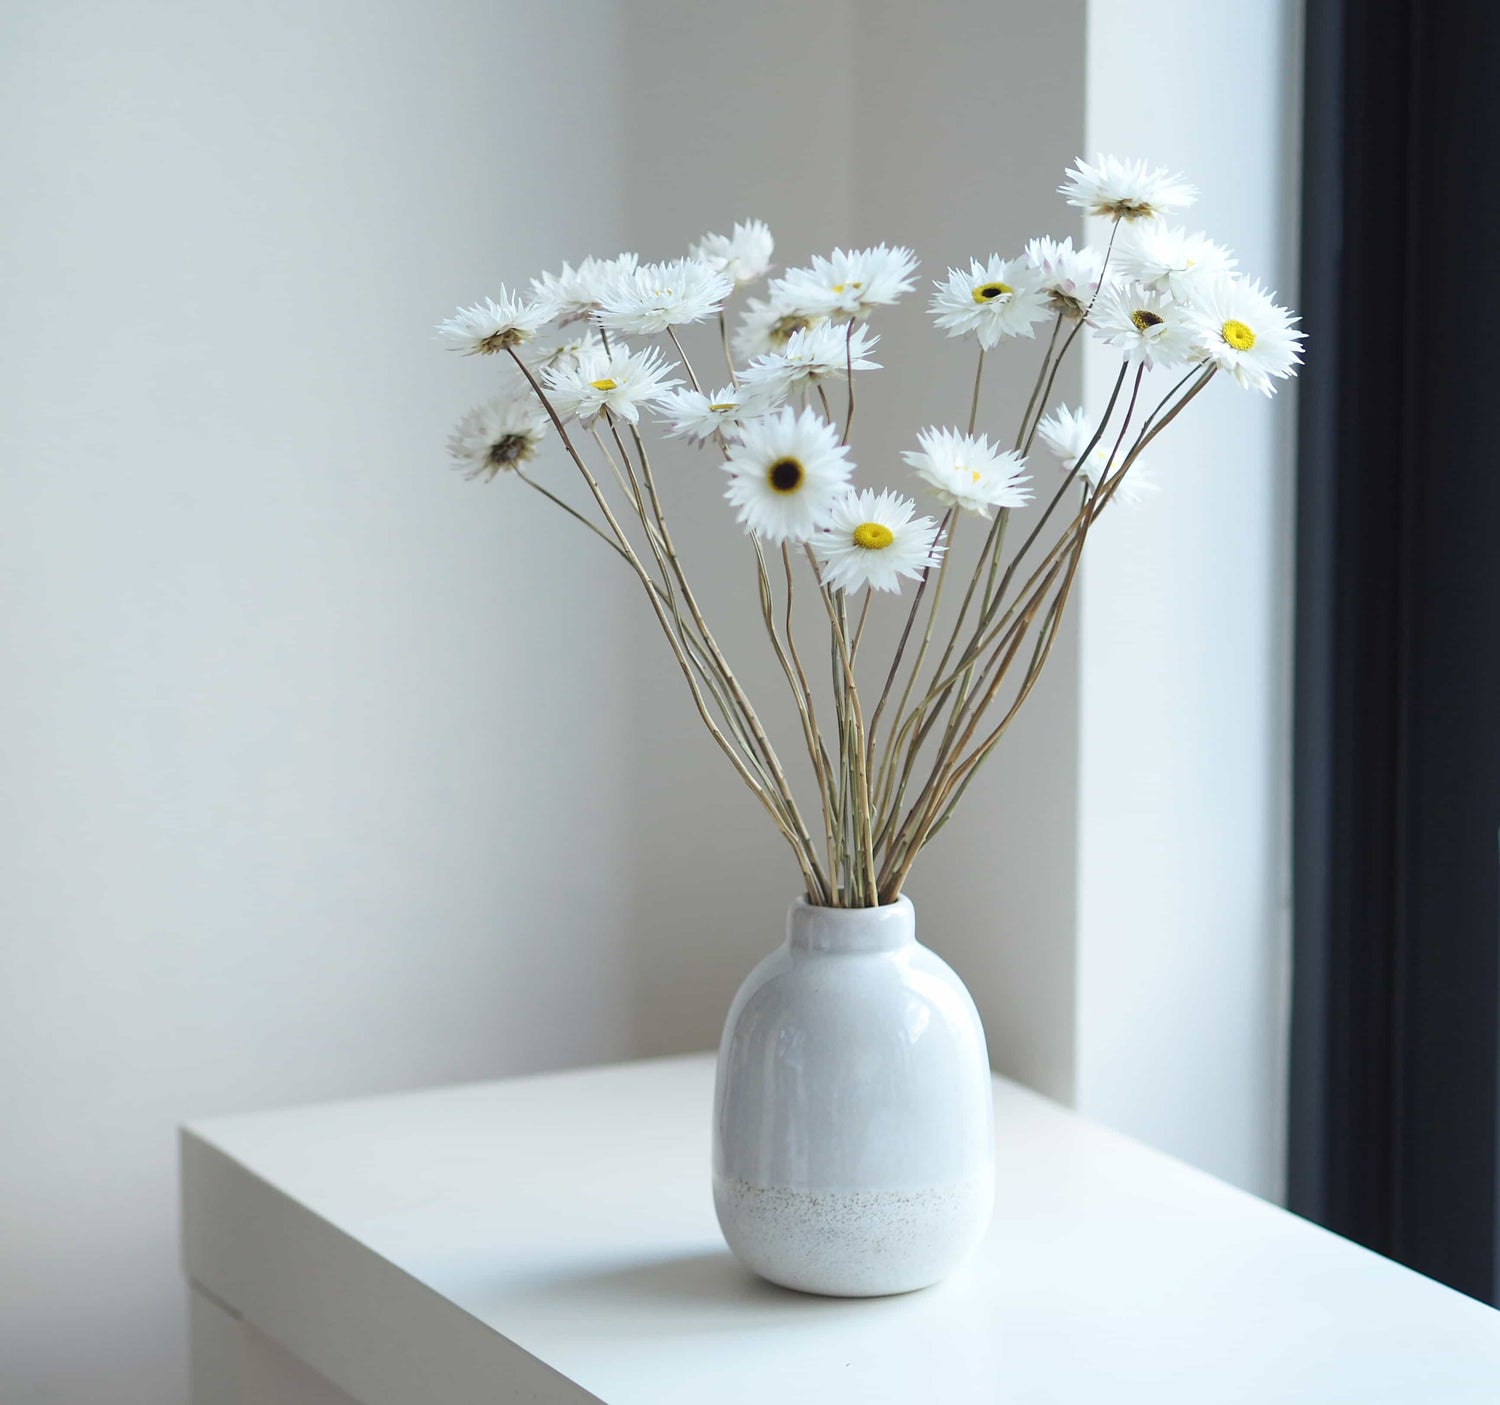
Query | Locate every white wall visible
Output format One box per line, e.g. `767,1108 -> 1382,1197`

0,4 -> 636,1402
1075,0 -> 1303,1197
0,2 -> 1301,1398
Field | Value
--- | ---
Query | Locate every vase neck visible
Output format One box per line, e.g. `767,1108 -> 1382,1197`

787,895 -> 916,954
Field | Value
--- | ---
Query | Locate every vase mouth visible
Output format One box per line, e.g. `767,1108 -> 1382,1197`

787,894 -> 916,953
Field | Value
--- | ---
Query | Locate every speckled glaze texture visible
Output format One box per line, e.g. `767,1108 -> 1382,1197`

712,896 -> 995,1297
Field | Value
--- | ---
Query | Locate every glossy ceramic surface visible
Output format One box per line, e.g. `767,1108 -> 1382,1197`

712,896 -> 995,1296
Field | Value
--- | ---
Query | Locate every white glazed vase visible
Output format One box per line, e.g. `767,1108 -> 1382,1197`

712,895 -> 995,1297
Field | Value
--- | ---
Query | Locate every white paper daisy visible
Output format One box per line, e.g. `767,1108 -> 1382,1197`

1024,236 -> 1106,319
722,407 -> 854,543
594,258 -> 734,336
655,384 -> 780,444
902,428 -> 1031,517
1036,404 -> 1156,507
813,489 -> 944,594
1090,282 -> 1197,369
1182,276 -> 1304,395
772,245 -> 919,321
446,394 -> 549,481
930,256 -> 1051,348
738,321 -> 881,396
436,288 -> 550,354
540,342 -> 680,426
1059,154 -> 1197,223
691,220 -> 775,285
733,296 -> 820,361
531,253 -> 639,326
1115,224 -> 1236,303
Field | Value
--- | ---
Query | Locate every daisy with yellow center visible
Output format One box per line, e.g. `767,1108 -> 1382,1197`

539,341 -> 680,425
656,384 -> 781,444
1183,275 -> 1304,395
722,406 -> 853,544
772,245 -> 918,321
902,427 -> 1032,517
931,256 -> 1049,348
814,488 -> 944,594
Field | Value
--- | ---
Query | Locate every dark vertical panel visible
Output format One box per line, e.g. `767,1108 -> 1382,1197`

1291,0 -> 1500,1303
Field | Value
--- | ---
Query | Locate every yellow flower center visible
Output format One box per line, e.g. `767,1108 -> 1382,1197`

1222,318 -> 1256,351
852,521 -> 894,550
1130,309 -> 1165,332
768,457 -> 804,493
590,377 -> 618,391
708,402 -> 737,412
972,282 -> 1012,303
831,281 -> 864,295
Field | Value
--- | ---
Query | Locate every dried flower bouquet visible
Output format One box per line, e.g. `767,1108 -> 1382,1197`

437,154 -> 1303,908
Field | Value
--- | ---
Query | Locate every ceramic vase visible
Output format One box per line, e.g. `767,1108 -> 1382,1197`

712,895 -> 994,1297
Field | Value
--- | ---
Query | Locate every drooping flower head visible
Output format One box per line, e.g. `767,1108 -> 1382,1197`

1090,282 -> 1197,369
773,245 -> 919,321
594,258 -> 734,336
930,256 -> 1051,348
539,341 -> 680,425
446,393 -> 549,481
655,383 -> 781,444
722,407 -> 854,543
436,288 -> 550,354
1115,224 -> 1236,303
691,220 -> 775,285
902,428 -> 1031,517
1182,276 -> 1304,395
1059,155 -> 1197,223
1024,236 -> 1107,319
1036,404 -> 1156,507
813,489 -> 944,594
531,253 -> 639,326
739,321 -> 881,396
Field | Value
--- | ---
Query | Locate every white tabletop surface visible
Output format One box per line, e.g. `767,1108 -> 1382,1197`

181,1053 -> 1500,1404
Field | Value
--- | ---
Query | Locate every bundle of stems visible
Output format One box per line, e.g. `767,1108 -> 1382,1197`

502,305 -> 1210,909
441,165 -> 1302,906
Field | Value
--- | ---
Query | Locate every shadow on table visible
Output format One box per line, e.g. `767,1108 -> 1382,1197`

519,1249 -> 910,1337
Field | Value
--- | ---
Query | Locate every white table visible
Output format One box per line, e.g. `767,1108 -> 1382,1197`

181,1053 -> 1500,1404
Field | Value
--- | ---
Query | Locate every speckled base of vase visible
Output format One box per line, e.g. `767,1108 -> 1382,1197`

713,1171 -> 994,1297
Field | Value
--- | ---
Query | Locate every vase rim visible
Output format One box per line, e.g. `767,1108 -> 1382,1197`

787,893 -> 916,952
